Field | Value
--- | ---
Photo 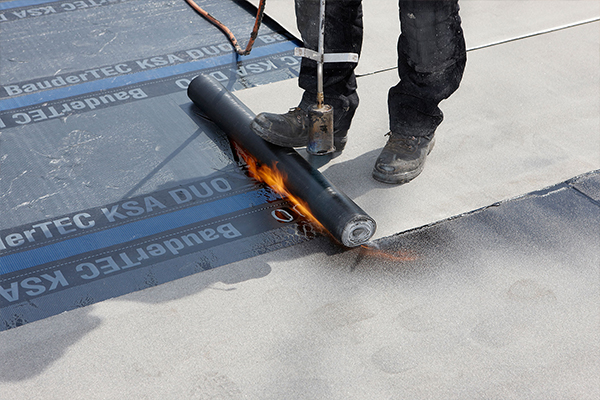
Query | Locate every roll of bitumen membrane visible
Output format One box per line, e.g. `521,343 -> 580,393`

187,74 -> 376,247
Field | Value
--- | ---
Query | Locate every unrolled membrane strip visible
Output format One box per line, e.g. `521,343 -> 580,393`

187,74 -> 376,247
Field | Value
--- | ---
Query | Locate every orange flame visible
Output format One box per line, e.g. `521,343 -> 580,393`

236,145 -> 325,231
359,245 -> 417,262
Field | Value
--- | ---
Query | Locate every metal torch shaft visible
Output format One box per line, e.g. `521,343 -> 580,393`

316,0 -> 326,108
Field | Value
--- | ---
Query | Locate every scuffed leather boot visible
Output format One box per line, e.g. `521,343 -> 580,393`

251,107 -> 311,148
372,133 -> 435,184
251,92 -> 358,151
251,107 -> 349,152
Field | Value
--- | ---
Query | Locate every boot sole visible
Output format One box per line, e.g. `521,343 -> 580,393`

372,166 -> 424,184
250,120 -> 309,148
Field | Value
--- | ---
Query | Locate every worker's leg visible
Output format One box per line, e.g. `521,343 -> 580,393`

389,0 -> 466,136
373,0 -> 466,184
251,0 -> 363,150
296,0 -> 363,133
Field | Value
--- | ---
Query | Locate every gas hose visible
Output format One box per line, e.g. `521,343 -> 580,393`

185,0 -> 267,56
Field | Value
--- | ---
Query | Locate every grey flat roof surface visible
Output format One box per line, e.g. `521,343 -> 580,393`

1,0 -> 599,398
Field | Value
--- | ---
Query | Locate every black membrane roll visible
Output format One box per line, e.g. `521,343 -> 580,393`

187,74 -> 376,247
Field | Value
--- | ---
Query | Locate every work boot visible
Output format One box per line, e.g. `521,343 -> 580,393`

251,92 -> 358,151
372,133 -> 435,184
251,107 -> 350,152
251,107 -> 310,148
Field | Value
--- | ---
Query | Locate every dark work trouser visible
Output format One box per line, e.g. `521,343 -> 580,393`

295,0 -> 466,137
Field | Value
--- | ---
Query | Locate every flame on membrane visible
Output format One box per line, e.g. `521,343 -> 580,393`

237,145 -> 325,231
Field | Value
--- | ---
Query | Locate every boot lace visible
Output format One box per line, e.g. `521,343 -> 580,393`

385,132 -> 420,151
